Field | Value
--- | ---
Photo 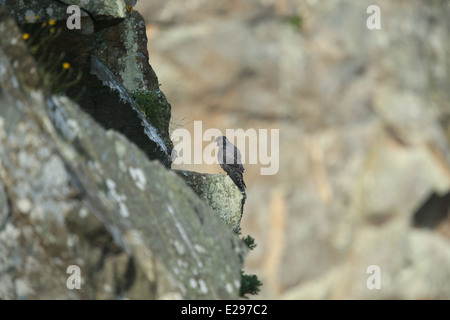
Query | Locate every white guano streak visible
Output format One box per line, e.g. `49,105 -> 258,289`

167,205 -> 204,268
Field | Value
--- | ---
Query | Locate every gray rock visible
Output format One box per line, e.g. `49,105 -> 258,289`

0,181 -> 8,231
2,0 -> 127,25
0,5 -> 246,299
4,0 -> 173,166
175,170 -> 245,232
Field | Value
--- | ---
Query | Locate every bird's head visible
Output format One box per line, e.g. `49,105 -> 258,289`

214,135 -> 225,146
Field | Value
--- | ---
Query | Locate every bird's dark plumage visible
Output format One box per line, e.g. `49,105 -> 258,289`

215,136 -> 246,193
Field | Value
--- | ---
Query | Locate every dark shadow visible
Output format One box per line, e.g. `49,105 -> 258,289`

412,192 -> 450,229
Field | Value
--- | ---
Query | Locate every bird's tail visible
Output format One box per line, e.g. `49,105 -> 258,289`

228,170 -> 246,193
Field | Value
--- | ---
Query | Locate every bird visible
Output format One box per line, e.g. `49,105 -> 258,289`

215,136 -> 246,194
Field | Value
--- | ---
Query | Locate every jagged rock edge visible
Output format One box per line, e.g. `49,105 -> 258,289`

90,55 -> 169,157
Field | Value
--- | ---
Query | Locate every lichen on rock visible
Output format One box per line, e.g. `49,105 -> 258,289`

175,170 -> 245,233
0,1 -> 247,300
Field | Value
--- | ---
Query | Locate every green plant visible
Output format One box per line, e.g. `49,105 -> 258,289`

240,271 -> 262,298
239,233 -> 263,298
131,89 -> 165,119
21,19 -> 81,95
130,88 -> 172,132
287,15 -> 303,31
241,235 -> 257,250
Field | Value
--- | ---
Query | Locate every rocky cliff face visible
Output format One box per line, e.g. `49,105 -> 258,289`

2,0 -> 450,300
137,0 -> 450,299
0,0 -> 247,299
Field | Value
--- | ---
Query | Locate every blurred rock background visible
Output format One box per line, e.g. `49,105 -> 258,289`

136,0 -> 450,299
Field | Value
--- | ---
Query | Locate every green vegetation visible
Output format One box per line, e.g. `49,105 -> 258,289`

130,88 -> 172,132
241,234 -> 257,250
21,19 -> 81,95
240,271 -> 263,298
239,233 -> 263,298
287,15 -> 303,31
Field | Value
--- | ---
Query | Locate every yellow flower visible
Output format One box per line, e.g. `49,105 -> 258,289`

42,21 -> 48,27
49,19 -> 56,26
22,33 -> 30,40
34,14 -> 39,20
62,62 -> 71,70
50,27 -> 55,33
